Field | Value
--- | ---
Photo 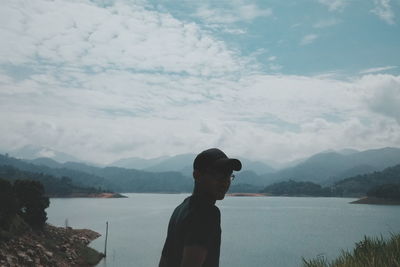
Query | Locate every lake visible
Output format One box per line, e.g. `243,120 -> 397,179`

46,194 -> 400,267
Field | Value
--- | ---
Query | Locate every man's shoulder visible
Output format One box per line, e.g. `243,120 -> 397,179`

190,203 -> 220,225
173,195 -> 220,221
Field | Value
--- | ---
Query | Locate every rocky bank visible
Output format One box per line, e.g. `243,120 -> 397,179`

0,224 -> 104,267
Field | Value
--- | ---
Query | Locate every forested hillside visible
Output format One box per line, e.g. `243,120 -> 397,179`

261,164 -> 400,197
0,154 -> 191,193
332,164 -> 400,197
0,165 -> 104,197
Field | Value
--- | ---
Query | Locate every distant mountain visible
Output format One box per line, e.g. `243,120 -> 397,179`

143,154 -> 196,173
235,170 -> 270,186
30,157 -> 64,169
10,145 -> 81,163
111,154 -> 274,177
337,148 -> 359,155
261,147 -> 400,185
110,156 -> 168,169
237,159 -> 274,175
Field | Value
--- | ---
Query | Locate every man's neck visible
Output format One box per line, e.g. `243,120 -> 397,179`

192,189 -> 216,205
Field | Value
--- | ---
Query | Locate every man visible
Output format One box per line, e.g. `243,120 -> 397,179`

159,148 -> 242,267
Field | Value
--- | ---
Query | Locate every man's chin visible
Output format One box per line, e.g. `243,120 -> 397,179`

216,192 -> 226,200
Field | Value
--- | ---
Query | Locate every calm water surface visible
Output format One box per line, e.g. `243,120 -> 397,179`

47,194 -> 400,267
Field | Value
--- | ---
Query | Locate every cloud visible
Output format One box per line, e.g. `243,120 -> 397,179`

0,0 -> 245,77
318,0 -> 348,11
1,0 -> 400,165
2,66 -> 400,163
300,34 -> 318,45
195,2 -> 272,24
359,66 -> 397,74
371,0 -> 396,24
359,74 -> 400,123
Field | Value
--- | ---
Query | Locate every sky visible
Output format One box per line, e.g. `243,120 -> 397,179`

0,0 -> 400,165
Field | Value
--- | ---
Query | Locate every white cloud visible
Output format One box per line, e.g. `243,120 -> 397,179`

195,2 -> 272,24
359,66 -> 397,74
0,0 -> 245,77
300,34 -> 318,45
358,74 -> 400,123
1,68 -> 400,164
371,0 -> 396,24
1,0 -> 400,165
318,0 -> 348,11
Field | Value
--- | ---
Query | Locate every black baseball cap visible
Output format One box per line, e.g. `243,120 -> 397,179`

193,148 -> 242,172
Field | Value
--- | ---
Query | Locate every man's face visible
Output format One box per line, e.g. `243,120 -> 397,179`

199,169 -> 233,200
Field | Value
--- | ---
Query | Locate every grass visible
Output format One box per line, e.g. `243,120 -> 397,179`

302,233 -> 400,267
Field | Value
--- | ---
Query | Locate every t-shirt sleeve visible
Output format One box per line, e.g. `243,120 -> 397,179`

184,207 -> 220,248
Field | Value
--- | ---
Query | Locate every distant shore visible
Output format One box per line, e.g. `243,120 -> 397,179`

350,196 -> 400,205
48,192 -> 127,198
227,193 -> 268,197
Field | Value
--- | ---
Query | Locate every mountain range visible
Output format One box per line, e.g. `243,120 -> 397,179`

2,146 -> 400,193
259,147 -> 400,185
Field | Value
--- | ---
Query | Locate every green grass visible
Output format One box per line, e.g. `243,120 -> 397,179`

303,234 -> 400,267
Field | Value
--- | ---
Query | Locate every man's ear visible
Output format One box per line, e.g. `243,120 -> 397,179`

193,169 -> 201,182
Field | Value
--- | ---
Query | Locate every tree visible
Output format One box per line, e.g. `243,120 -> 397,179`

367,184 -> 400,200
13,180 -> 50,229
0,178 -> 18,230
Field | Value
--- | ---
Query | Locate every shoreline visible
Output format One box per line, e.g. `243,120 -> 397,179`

227,193 -> 268,197
350,196 -> 400,205
0,224 -> 104,266
48,192 -> 127,198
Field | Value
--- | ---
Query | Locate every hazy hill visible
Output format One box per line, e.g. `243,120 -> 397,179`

235,170 -> 270,186
110,156 -> 168,169
143,153 -> 196,173
9,145 -> 82,163
111,153 -> 275,176
262,147 -> 400,185
30,157 -> 64,169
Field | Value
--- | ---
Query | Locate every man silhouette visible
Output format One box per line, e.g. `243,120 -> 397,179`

159,148 -> 242,267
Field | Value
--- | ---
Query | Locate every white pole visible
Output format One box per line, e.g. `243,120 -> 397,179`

104,221 -> 109,257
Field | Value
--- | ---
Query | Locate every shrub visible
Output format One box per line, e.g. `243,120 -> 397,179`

303,234 -> 400,267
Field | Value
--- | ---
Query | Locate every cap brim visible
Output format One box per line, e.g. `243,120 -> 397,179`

212,158 -> 242,172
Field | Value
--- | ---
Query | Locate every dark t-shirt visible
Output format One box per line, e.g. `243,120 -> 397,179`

160,195 -> 221,267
